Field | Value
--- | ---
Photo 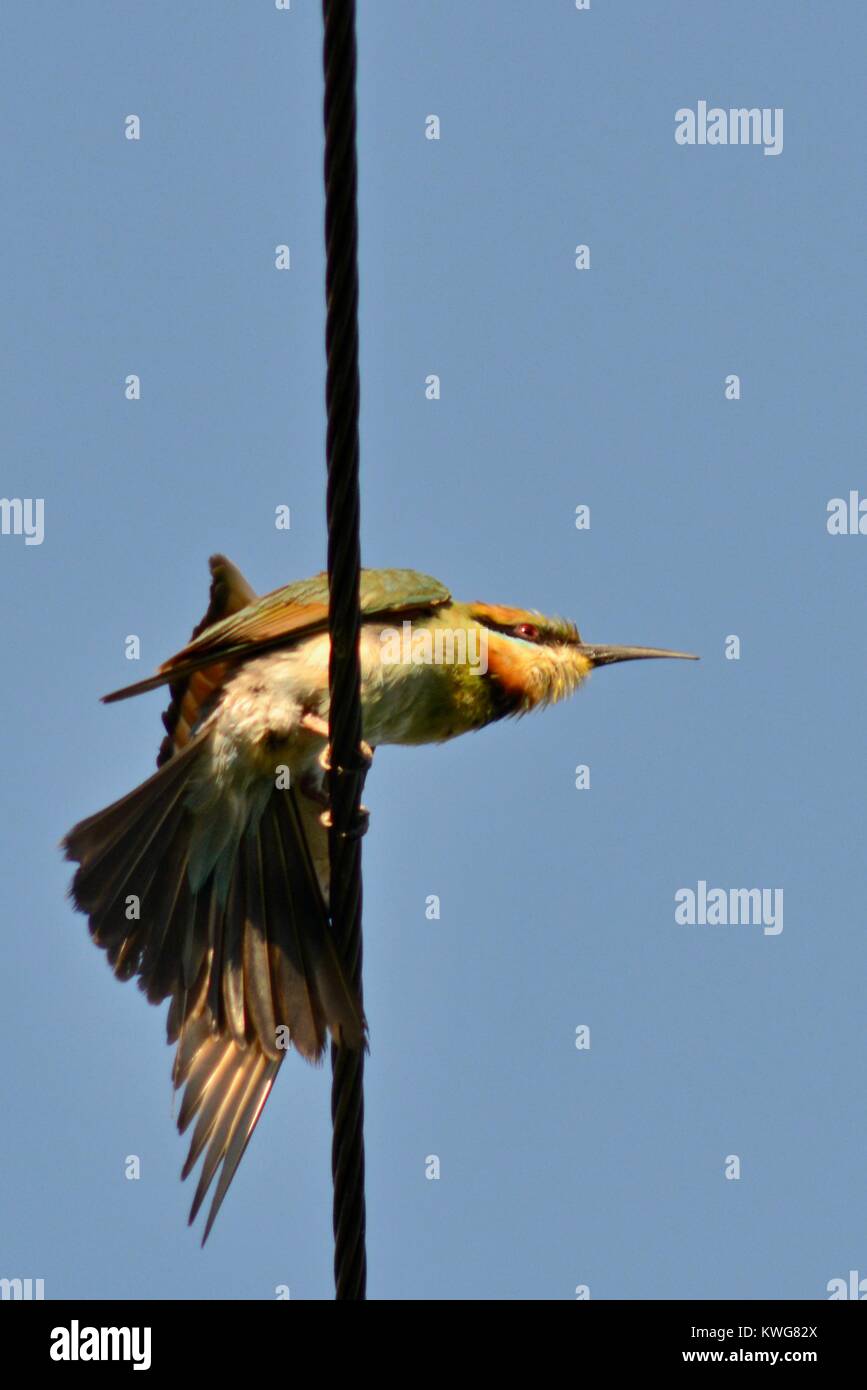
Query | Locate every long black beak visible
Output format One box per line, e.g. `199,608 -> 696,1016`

577,643 -> 699,667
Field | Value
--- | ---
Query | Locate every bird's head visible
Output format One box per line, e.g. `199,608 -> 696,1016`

464,601 -> 698,715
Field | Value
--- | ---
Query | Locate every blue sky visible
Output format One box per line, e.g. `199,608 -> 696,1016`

1,1 -> 864,1299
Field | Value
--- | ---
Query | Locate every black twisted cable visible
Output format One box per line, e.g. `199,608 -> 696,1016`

321,0 -> 367,1301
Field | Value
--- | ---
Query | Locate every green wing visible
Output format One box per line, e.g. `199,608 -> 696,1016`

103,562 -> 451,704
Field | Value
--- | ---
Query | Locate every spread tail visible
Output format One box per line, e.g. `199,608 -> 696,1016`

63,736 -> 364,1241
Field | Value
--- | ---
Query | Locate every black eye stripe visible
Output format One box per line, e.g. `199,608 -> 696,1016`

480,617 -> 580,644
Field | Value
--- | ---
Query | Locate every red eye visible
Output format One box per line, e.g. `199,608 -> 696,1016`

514,622 -> 540,641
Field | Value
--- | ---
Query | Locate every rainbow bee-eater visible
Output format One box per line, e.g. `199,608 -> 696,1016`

63,555 -> 696,1241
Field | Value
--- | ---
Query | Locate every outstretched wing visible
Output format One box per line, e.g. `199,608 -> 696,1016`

65,744 -> 363,1242
65,555 -> 375,1240
165,788 -> 362,1242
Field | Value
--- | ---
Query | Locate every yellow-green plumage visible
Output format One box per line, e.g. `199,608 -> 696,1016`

63,554 -> 696,1241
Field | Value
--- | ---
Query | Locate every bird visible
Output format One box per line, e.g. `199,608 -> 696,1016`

63,554 -> 697,1241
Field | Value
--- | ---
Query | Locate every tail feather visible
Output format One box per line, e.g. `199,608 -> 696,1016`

205,887 -> 226,1032
175,1045 -> 223,1139
63,735 -> 365,1241
137,840 -> 194,1004
277,795 -> 358,1045
180,892 -> 212,995
188,1047 -> 279,1244
261,800 -> 327,1059
201,1056 -> 278,1244
274,793 -> 364,1052
181,1042 -> 243,1177
241,830 -> 279,1060
173,1008 -> 212,1088
221,858 -> 247,1047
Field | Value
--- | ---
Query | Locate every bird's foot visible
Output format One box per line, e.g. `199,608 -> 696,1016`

318,802 -> 371,840
317,737 -> 374,775
298,714 -> 373,839
298,711 -> 374,774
